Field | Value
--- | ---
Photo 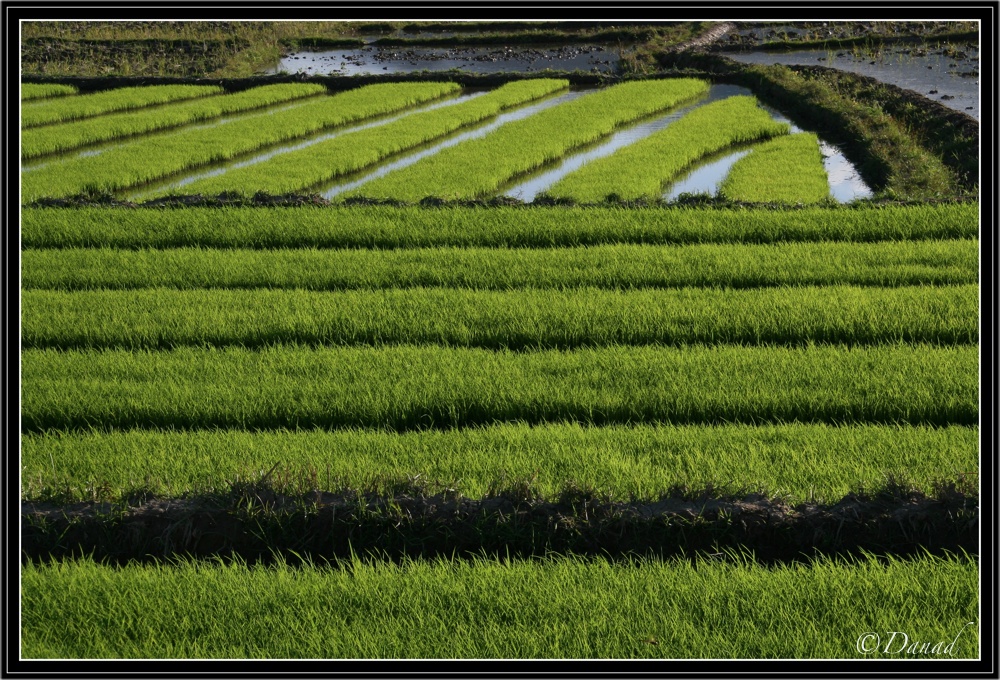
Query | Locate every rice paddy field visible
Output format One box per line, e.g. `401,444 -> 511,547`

18,66 -> 981,662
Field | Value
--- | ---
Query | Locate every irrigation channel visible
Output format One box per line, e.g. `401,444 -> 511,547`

25,82 -> 871,203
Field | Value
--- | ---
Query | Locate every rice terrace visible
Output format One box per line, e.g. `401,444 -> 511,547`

15,15 -> 984,663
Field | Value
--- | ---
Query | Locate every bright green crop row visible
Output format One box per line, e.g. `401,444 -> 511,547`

22,344 -> 977,432
20,204 -> 978,249
719,133 -> 832,204
547,96 -> 790,202
22,554 -> 979,659
21,285 -> 979,350
21,240 -> 977,291
348,78 -> 711,201
21,82 -> 460,202
21,83 -> 78,101
22,84 -> 327,159
21,84 -> 223,128
22,422 -> 978,504
175,79 -> 571,197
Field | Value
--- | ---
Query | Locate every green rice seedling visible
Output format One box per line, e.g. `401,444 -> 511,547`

21,240 -> 978,291
21,83 -> 78,101
174,79 -> 570,197
20,203 -> 979,249
345,78 -> 711,201
21,344 -> 977,432
22,554 -> 978,658
547,95 -> 790,202
21,84 -> 223,127
22,422 -> 978,504
21,82 -> 461,201
22,83 -> 327,158
21,285 -> 979,350
718,132 -> 832,204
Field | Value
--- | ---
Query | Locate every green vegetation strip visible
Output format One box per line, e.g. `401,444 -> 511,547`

22,344 -> 977,432
347,78 -> 711,201
21,84 -> 223,127
21,83 -> 78,101
21,82 -> 460,202
175,79 -> 571,197
22,240 -> 976,291
22,285 -> 978,350
23,423 -> 978,505
22,84 -> 328,159
719,133 -> 831,204
22,554 -> 978,659
547,95 -> 789,202
21,204 -> 977,249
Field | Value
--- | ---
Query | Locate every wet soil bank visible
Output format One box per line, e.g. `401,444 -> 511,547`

23,484 -> 977,566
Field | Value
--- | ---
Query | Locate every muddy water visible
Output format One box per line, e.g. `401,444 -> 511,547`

726,46 -> 979,119
268,44 -> 619,76
500,83 -> 871,203
318,88 -> 591,198
130,90 -> 489,198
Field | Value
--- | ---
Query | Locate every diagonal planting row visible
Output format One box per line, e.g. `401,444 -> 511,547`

718,133 -> 833,204
174,79 -> 571,197
21,84 -> 222,127
22,83 -> 328,158
21,83 -> 78,101
21,82 -> 461,202
345,78 -> 712,201
544,95 -> 791,202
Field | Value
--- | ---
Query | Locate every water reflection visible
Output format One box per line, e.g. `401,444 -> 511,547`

269,44 -> 619,76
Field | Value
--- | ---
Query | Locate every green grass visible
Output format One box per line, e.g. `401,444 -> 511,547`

172,79 -> 571,197
22,422 -> 978,504
19,204 -> 979,249
546,95 -> 790,202
21,84 -> 328,159
21,82 -> 461,202
21,343 -> 977,432
21,553 -> 979,658
21,84 -> 223,127
21,285 -> 978,350
346,78 -> 711,201
21,83 -> 78,100
21,240 -> 977,291
719,133 -> 832,204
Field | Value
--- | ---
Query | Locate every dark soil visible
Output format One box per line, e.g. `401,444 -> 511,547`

22,483 -> 978,566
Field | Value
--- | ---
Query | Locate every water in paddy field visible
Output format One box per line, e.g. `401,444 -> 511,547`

319,88 -> 592,199
131,90 -> 490,199
725,45 -> 979,119
268,43 -> 620,75
501,83 -> 872,203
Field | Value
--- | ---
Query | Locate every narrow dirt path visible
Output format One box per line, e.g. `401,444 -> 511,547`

672,21 -> 737,52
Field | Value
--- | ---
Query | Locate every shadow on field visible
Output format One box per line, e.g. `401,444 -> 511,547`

22,477 -> 978,567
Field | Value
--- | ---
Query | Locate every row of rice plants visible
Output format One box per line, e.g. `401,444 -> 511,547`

545,96 -> 790,202
23,422 -> 978,504
22,343 -> 977,432
22,239 -> 976,290
718,133 -> 833,204
22,83 -> 327,158
21,82 -> 460,201
174,79 -> 571,197
21,83 -> 78,100
23,284 -> 978,350
21,84 -> 222,127
21,203 -> 977,248
345,78 -> 711,201
22,554 -> 978,659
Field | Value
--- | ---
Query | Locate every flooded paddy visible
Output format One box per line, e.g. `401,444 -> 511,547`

269,43 -> 620,75
725,44 -> 979,119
